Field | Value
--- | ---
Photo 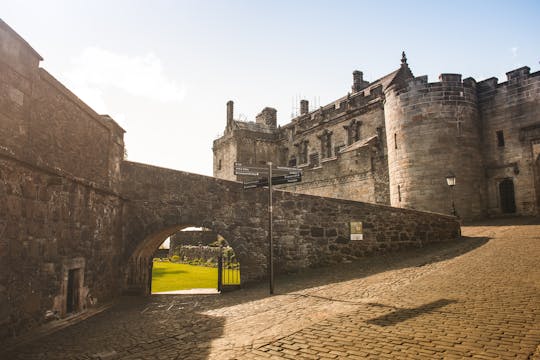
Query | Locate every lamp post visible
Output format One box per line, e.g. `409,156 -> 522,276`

445,173 -> 457,217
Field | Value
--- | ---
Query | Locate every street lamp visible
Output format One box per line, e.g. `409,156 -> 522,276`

445,173 -> 457,216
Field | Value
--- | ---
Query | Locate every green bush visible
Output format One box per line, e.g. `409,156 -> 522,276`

170,255 -> 180,263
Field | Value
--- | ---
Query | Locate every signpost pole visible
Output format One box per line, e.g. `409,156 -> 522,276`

234,161 -> 302,295
268,162 -> 274,295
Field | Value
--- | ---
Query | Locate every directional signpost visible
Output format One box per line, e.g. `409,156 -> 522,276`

234,162 -> 302,294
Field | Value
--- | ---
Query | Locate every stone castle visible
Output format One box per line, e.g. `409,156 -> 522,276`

213,53 -> 540,221
1,20 -> 460,339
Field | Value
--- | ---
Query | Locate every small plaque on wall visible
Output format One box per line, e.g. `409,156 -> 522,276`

350,221 -> 363,241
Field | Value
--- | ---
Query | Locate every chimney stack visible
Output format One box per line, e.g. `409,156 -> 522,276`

226,100 -> 234,127
352,70 -> 368,92
300,99 -> 309,115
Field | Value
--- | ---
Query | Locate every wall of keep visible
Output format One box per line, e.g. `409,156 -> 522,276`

384,74 -> 486,220
213,128 -> 279,181
478,68 -> 540,216
0,20 -> 124,339
235,130 -> 279,168
0,158 -> 123,338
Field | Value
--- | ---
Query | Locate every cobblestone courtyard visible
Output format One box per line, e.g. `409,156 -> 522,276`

2,218 -> 539,359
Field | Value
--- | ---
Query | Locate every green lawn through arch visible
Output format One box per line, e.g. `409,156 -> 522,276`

151,261 -> 218,293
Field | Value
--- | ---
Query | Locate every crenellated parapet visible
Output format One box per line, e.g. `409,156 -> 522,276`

477,66 -> 540,107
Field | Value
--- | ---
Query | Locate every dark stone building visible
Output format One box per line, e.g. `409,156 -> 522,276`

213,53 -> 540,220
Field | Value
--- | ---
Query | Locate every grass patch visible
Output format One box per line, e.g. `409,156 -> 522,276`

151,262 -> 218,293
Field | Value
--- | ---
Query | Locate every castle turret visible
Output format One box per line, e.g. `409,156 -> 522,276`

383,63 -> 486,220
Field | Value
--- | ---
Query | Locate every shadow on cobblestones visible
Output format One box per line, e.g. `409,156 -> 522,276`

462,215 -> 540,226
366,298 -> 458,326
1,296 -> 227,360
1,234 -> 491,360
253,236 -> 490,298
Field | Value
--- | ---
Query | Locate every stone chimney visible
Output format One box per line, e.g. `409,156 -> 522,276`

352,70 -> 369,92
226,100 -> 234,128
256,107 -> 277,128
300,99 -> 309,115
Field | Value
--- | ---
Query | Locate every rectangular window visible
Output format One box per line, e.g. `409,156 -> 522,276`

398,185 -> 402,202
218,159 -> 222,170
496,130 -> 505,147
309,153 -> 320,167
394,133 -> 397,149
288,157 -> 297,167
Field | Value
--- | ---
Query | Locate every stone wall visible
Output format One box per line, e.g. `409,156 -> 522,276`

171,245 -> 222,264
168,230 -> 218,257
478,68 -> 540,216
0,20 -> 124,339
121,161 -> 460,294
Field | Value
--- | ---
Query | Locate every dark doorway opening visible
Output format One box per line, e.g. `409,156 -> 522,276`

499,178 -> 516,214
535,153 -> 540,209
66,268 -> 81,314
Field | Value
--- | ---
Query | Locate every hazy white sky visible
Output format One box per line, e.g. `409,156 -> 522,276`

3,0 -> 540,176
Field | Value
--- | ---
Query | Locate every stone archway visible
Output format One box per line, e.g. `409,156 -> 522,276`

124,222 -> 248,296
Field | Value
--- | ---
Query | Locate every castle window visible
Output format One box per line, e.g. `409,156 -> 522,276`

394,133 -> 397,149
295,140 -> 309,164
288,156 -> 297,167
344,119 -> 361,145
309,153 -> 320,167
318,130 -> 333,159
496,130 -> 505,147
218,159 -> 222,170
398,185 -> 402,202
457,121 -> 463,137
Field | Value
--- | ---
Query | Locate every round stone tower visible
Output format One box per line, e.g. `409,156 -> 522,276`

384,72 -> 486,220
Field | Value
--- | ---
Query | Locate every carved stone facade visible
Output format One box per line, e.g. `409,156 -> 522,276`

213,54 -> 540,220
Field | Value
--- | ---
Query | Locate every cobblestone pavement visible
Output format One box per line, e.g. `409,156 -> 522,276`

2,218 -> 539,359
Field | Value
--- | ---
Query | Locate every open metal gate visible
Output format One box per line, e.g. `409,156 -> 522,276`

217,247 -> 241,292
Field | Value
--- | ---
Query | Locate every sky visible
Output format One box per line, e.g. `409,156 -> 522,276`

3,0 -> 540,176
